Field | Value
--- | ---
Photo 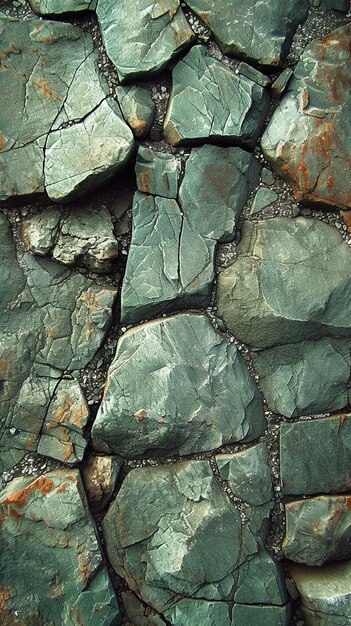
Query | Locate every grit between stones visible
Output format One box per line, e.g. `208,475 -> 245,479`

0,1 -> 351,625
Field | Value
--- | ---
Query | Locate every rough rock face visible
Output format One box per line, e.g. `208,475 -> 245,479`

0,15 -> 134,203
164,45 -> 270,147
216,218 -> 351,349
29,0 -> 96,14
82,455 -> 122,513
216,444 -> 273,506
184,0 -> 308,66
280,415 -> 351,495
117,86 -> 155,139
121,145 -> 260,323
0,469 -> 121,625
96,0 -> 194,83
261,25 -> 351,210
92,313 -> 265,457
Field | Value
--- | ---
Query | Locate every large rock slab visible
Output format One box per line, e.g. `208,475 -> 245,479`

102,460 -> 283,616
121,145 -> 260,323
164,46 -> 270,147
280,415 -> 351,495
283,495 -> 351,566
289,561 -> 351,625
231,604 -> 292,626
216,443 -> 273,506
261,25 -> 351,210
0,214 -> 116,470
185,0 -> 308,66
216,218 -> 351,349
252,337 -> 351,418
96,0 -> 194,83
0,16 -> 133,203
0,470 -> 121,625
92,313 -> 265,457
29,0 -> 95,14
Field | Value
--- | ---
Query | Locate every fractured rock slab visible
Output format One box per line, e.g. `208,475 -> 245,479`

92,313 -> 265,457
0,470 -> 121,625
216,218 -> 351,349
121,145 -> 260,323
216,443 -> 273,506
280,415 -> 351,495
29,0 -> 96,14
117,86 -> 155,139
184,0 -> 308,66
283,495 -> 351,566
164,45 -> 270,147
261,25 -> 351,210
96,0 -> 194,83
135,146 -> 180,198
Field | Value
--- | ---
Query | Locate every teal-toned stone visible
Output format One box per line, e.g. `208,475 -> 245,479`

45,98 -> 134,203
135,146 -> 180,198
283,495 -> 351,566
82,455 -> 123,514
280,415 -> 351,495
184,0 -> 308,66
0,15 -> 118,202
271,68 -> 293,96
289,561 -> 351,625
92,313 -> 265,457
0,214 -> 117,470
232,603 -> 292,626
164,46 -> 270,147
117,86 -> 155,139
238,62 -> 271,88
261,168 -> 275,185
234,551 -> 288,605
22,206 -> 118,272
216,444 -> 273,506
261,25 -> 351,210
122,591 -> 166,625
103,460 -> 268,612
165,599 -> 232,626
0,470 -> 121,625
29,0 -> 95,14
216,218 -> 351,349
252,337 -> 351,418
122,146 -> 260,323
96,0 -> 194,83
250,188 -> 278,214
310,0 -> 349,10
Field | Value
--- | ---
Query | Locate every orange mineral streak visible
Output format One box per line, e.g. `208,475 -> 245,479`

1,476 -> 54,509
79,289 -> 106,341
33,78 -> 61,102
56,483 -> 68,494
49,394 -> 87,429
341,414 -> 348,426
346,497 -> 351,510
0,132 -> 6,151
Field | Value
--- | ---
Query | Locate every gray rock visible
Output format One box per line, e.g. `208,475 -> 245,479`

164,46 -> 270,147
135,146 -> 180,198
216,218 -> 351,349
184,0 -> 308,66
117,86 -> 155,139
92,313 -> 265,457
96,0 -> 194,83
250,188 -> 278,215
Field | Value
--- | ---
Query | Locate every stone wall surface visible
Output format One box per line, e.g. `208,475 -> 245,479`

0,1 -> 350,624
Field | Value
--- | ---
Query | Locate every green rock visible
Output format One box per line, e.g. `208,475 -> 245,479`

231,603 -> 292,626
250,188 -> 278,215
271,68 -> 293,96
238,62 -> 271,88
29,0 -> 95,14
122,146 -> 260,323
289,561 -> 351,625
92,313 -> 265,457
21,206 -> 118,272
117,86 -> 155,139
283,495 -> 351,566
135,146 -> 180,198
122,591 -> 166,625
96,0 -> 194,83
102,460 -> 270,613
310,0 -> 349,10
261,25 -> 351,210
216,444 -> 273,506
216,218 -> 351,349
234,551 -> 288,606
0,16 -> 130,203
0,214 -> 116,470
184,0 -> 308,66
280,415 -> 351,495
0,469 -> 121,625
45,98 -> 134,203
165,599 -> 232,626
252,337 -> 351,418
164,46 -> 270,147
261,168 -> 275,185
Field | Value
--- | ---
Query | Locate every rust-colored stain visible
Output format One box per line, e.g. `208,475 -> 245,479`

341,414 -> 348,426
0,44 -> 21,69
2,476 -> 54,509
33,78 -> 61,102
0,132 -> 6,151
18,223 -> 30,249
341,211 -> 351,232
50,394 -> 87,429
138,168 -> 151,193
346,497 -> 351,510
79,289 -> 106,341
56,483 -> 68,494
130,117 -> 147,138
135,410 -> 148,422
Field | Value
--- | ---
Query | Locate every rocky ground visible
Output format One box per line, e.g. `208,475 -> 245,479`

0,1 -> 351,625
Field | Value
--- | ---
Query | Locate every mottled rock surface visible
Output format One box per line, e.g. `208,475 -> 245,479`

185,0 -> 308,66
82,455 -> 122,513
96,0 -> 194,83
29,0 -> 95,14
217,218 -> 351,348
216,443 -> 273,506
0,470 -> 121,625
92,313 -> 265,457
117,86 -> 155,139
164,46 -> 270,147
135,146 -> 180,198
262,25 -> 351,210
